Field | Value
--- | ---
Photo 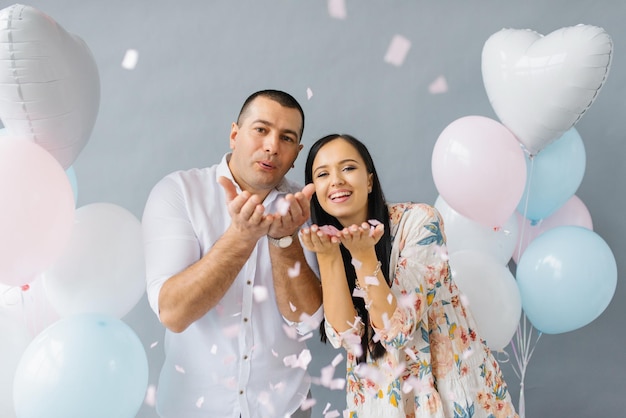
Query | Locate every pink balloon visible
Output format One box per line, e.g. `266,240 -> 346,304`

513,194 -> 593,263
432,116 -> 527,229
0,139 -> 75,286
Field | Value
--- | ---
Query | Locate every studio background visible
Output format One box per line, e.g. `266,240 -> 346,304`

2,1 -> 623,417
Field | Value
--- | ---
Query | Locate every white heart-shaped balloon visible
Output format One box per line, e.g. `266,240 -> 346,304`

482,25 -> 612,156
0,4 -> 100,169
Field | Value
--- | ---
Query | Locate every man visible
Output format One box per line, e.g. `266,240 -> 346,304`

142,90 -> 323,418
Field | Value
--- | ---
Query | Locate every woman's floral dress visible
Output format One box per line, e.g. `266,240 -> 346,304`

325,203 -> 519,418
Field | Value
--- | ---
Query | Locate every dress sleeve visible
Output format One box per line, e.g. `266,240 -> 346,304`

142,175 -> 202,319
372,204 -> 449,351
324,314 -> 365,352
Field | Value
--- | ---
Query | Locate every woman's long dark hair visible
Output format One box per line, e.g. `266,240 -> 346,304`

305,134 -> 392,363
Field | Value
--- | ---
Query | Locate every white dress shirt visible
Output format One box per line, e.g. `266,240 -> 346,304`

142,154 -> 322,418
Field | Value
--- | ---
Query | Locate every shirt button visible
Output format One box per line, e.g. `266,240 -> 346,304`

239,390 -> 244,395
247,280 -> 252,285
243,317 -> 248,322
243,355 -> 248,360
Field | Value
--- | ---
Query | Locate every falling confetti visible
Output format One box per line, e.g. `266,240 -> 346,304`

210,344 -> 218,354
121,48 -> 138,70
175,364 -> 186,374
351,258 -> 362,269
364,275 -> 380,286
283,348 -> 312,369
387,293 -> 393,304
306,87 -> 314,100
288,261 -> 301,278
428,75 -> 449,94
276,198 -> 290,216
150,341 -> 159,349
282,323 -> 298,339
384,35 -> 411,67
367,219 -> 382,226
289,301 -> 297,312
460,293 -> 470,308
331,353 -> 344,367
253,285 -> 268,302
196,396 -> 205,408
327,0 -> 347,19
144,384 -> 156,406
222,323 -> 241,338
301,397 -> 317,410
319,224 -> 341,236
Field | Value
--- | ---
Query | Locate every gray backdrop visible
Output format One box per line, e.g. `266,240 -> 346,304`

3,1 -> 623,417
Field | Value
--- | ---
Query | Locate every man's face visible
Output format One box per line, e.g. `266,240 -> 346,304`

228,96 -> 303,197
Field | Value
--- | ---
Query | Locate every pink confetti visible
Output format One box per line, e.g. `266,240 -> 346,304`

300,397 -> 317,410
283,349 -> 312,369
223,354 -> 236,365
331,353 -> 344,367
404,347 -> 417,361
384,35 -> 411,67
351,258 -> 362,269
367,219 -> 382,226
364,275 -> 379,286
307,87 -> 314,100
144,384 -> 156,406
175,365 -> 186,374
276,198 -> 290,216
325,410 -> 340,418
253,286 -> 268,302
319,224 -> 340,236
196,396 -> 205,408
150,341 -> 159,349
428,75 -> 449,94
272,349 -> 278,357
352,287 -> 366,299
288,261 -> 301,278
289,301 -> 297,312
327,0 -> 347,19
222,323 -> 240,338
300,311 -> 321,329
330,378 -> 346,390
270,380 -> 285,392
121,49 -> 138,70
282,323 -> 298,340
462,347 -> 474,359
398,293 -> 417,308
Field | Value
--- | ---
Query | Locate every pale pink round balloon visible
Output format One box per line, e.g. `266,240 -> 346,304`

432,116 -> 527,229
513,194 -> 593,263
0,139 -> 75,286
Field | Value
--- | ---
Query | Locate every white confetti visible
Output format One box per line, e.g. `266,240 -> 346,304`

384,34 -> 411,67
351,258 -> 362,270
327,0 -> 347,19
428,75 -> 448,94
352,287 -> 366,299
150,341 -> 159,349
196,396 -> 205,408
331,353 -> 344,367
460,293 -> 471,308
175,364 -> 186,374
288,261 -> 301,278
210,344 -> 218,354
463,347 -> 473,359
364,275 -> 380,286
276,198 -> 290,216
404,347 -> 417,361
289,301 -> 297,312
253,285 -> 268,302
121,48 -> 138,70
283,349 -> 312,369
387,293 -> 393,304
144,384 -> 156,406
367,219 -> 382,226
300,397 -> 317,410
319,224 -> 340,236
306,87 -> 314,100
282,323 -> 298,340
325,410 -> 340,418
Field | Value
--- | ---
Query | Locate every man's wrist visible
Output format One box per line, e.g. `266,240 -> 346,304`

267,231 -> 299,248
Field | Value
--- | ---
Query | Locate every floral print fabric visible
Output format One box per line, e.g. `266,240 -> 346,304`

325,203 -> 518,418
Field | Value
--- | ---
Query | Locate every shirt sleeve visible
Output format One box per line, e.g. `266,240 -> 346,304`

372,204 -> 449,350
142,175 -> 201,319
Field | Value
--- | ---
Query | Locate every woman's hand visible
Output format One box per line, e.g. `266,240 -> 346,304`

339,222 -> 384,257
300,224 -> 341,256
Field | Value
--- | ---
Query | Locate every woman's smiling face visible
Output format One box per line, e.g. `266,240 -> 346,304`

311,138 -> 373,227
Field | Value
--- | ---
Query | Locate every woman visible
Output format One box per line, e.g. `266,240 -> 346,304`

300,134 -> 518,418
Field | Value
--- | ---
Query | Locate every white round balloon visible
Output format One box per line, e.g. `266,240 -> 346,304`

42,203 -> 146,319
449,250 -> 522,351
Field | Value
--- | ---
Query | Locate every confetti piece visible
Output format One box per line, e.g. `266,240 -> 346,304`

301,397 -> 317,410
331,353 -> 344,367
364,275 -> 380,286
351,258 -> 362,269
144,384 -> 156,406
319,224 -> 340,236
288,261 -> 301,278
175,365 -> 186,374
223,355 -> 236,365
276,198 -> 290,216
150,341 -> 159,349
428,75 -> 448,94
121,48 -> 138,70
327,0 -> 347,19
282,323 -> 298,339
272,349 -> 278,357
306,87 -> 314,100
352,287 -> 366,299
210,344 -> 218,354
387,293 -> 393,304
460,293 -> 470,308
367,219 -> 382,226
384,35 -> 411,67
404,347 -> 417,361
283,349 -> 312,369
299,312 -> 322,329
330,378 -> 346,390
323,403 -> 332,414
253,286 -> 268,302
270,380 -> 285,392
289,301 -> 297,312
196,396 -> 205,408
222,323 -> 240,338
462,347 -> 473,359
325,410 -> 340,418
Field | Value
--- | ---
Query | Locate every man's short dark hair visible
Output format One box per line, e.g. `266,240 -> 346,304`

237,89 -> 305,141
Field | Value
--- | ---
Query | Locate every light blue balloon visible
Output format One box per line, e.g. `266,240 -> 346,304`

66,165 -> 79,204
516,127 -> 586,222
13,313 -> 149,418
516,226 -> 617,334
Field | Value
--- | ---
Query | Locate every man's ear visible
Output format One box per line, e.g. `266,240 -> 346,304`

229,122 -> 238,150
